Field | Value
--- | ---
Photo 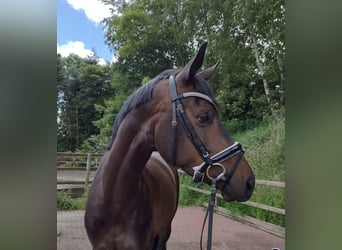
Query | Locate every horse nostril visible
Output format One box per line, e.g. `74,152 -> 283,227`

246,176 -> 255,194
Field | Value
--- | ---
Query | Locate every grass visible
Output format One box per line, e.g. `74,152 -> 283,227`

233,114 -> 285,182
178,173 -> 209,207
57,189 -> 88,210
219,112 -> 285,226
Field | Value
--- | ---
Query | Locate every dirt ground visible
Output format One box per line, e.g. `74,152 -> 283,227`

57,207 -> 285,250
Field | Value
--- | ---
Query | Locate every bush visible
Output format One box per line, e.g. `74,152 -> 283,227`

57,189 -> 89,210
178,173 -> 208,206
236,113 -> 285,182
57,191 -> 76,210
228,111 -> 285,226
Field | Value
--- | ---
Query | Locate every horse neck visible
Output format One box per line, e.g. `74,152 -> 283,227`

101,106 -> 155,201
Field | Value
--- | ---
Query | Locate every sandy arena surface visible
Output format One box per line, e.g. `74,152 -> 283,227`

57,207 -> 285,250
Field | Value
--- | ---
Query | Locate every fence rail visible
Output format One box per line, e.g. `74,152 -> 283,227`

255,179 -> 285,188
57,152 -> 285,237
57,152 -> 102,191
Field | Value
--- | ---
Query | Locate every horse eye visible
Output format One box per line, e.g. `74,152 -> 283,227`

197,113 -> 210,123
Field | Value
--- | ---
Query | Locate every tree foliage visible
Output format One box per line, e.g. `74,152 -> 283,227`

57,54 -> 113,151
57,0 -> 285,152
101,0 -> 284,129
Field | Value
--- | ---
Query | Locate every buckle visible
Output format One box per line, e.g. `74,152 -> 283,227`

192,165 -> 205,182
193,171 -> 204,183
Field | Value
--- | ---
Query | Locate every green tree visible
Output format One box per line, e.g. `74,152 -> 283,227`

88,0 -> 192,151
96,0 -> 285,137
186,0 -> 285,124
230,0 -> 285,115
57,54 -> 113,151
57,53 -> 69,151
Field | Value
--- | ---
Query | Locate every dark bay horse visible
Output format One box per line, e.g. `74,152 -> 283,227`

84,42 -> 255,249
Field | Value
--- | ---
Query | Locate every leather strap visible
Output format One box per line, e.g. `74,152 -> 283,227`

200,177 -> 217,250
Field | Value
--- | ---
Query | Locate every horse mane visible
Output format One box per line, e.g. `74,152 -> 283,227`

106,69 -> 179,150
106,68 -> 217,150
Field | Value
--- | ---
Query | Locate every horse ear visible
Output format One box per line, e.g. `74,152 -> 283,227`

176,42 -> 208,82
196,61 -> 220,81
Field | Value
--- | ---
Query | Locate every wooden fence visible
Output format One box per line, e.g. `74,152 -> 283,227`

57,152 -> 102,193
57,152 -> 285,238
178,170 -> 285,238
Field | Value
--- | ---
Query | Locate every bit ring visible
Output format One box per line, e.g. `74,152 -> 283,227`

206,163 -> 226,181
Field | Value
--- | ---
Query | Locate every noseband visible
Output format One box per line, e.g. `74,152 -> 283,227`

169,75 -> 244,187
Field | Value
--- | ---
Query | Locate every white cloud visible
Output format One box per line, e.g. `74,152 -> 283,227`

57,41 -> 94,58
66,0 -> 112,24
111,55 -> 118,63
97,58 -> 107,66
57,41 -> 109,65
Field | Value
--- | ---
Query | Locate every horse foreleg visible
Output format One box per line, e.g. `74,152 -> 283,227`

155,224 -> 172,250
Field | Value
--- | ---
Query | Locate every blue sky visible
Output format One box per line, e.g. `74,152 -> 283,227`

57,0 -> 114,65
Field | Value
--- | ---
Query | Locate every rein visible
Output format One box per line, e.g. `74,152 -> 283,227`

200,151 -> 244,250
200,176 -> 217,250
168,75 -> 245,249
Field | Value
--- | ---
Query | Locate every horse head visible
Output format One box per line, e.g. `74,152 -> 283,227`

153,42 -> 255,202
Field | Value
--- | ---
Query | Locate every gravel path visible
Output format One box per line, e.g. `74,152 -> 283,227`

57,207 -> 285,250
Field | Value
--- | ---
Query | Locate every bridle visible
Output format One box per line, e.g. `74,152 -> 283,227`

168,75 -> 244,187
169,74 -> 245,250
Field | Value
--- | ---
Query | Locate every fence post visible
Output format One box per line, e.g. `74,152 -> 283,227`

84,153 -> 92,190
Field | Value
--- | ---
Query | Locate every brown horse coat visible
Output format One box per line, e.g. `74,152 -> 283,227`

85,152 -> 178,249
84,42 -> 254,249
